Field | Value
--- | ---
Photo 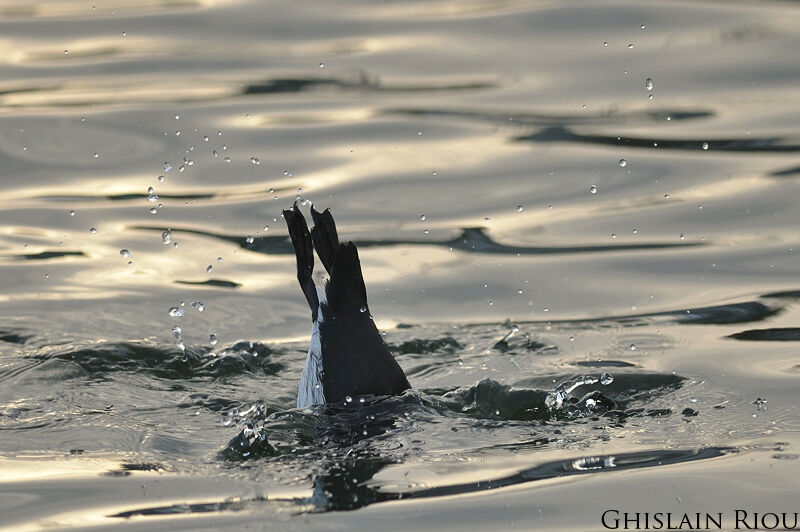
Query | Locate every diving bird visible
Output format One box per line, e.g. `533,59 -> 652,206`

283,203 -> 411,408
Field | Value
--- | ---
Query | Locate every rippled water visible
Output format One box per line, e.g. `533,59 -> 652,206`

2,1 -> 800,529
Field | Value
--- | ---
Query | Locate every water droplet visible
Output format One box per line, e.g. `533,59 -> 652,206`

121,31 -> 127,37
217,257 -> 222,263
119,249 -> 130,258
488,300 -> 494,306
250,157 -> 260,165
516,205 -> 524,212
632,228 -> 638,234
245,235 -> 255,244
359,306 -> 367,313
224,156 -> 231,163
345,396 -> 353,403
69,210 -> 76,217
702,142 -> 709,150
64,49 -> 69,54
178,165 -> 185,172
419,214 -> 426,221
161,230 -> 172,245
664,194 -> 670,199
172,326 -> 185,352
209,333 -> 218,345
590,185 -> 597,194
319,62 -> 325,68
629,344 -> 637,351
206,265 -> 213,273
149,207 -> 158,214
618,158 -> 627,167
168,306 -> 185,317
191,301 -> 205,312
611,233 -> 616,238
680,233 -> 685,240
157,175 -> 165,183
147,193 -> 158,202
164,162 -> 172,172
600,372 -> 614,385
175,130 -> 181,136
648,94 -> 654,100
89,227 -> 97,234
602,41 -> 608,46
263,225 -> 269,232
645,78 -> 654,90
517,288 -> 524,294
627,43 -> 634,48
93,152 -> 99,159
689,397 -> 698,403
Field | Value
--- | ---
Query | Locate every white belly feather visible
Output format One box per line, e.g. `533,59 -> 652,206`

297,287 -> 326,408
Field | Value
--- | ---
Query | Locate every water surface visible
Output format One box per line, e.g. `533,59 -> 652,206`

2,0 -> 800,530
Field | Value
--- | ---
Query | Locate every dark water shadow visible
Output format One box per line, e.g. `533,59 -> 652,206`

243,75 -> 496,96
0,329 -> 32,344
761,289 -> 800,299
39,340 -> 286,381
391,447 -> 733,501
388,107 -> 714,127
768,164 -> 800,178
728,328 -> 800,341
131,225 -> 702,258
12,250 -> 85,261
515,126 -> 800,153
175,279 -> 241,289
496,300 -> 783,329
35,193 -> 215,203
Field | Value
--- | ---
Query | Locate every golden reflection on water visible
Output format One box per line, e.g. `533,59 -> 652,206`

357,0 -> 549,20
0,0 -> 226,19
0,79 -> 234,109
0,455 -> 126,482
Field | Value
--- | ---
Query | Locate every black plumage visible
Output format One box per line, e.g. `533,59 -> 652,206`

282,203 -> 411,405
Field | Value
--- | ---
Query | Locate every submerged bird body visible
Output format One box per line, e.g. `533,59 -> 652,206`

283,204 -> 410,408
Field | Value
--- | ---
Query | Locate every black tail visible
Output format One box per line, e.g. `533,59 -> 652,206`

320,240 -> 411,401
310,205 -> 340,275
282,202 -> 319,321
283,203 -> 411,403
325,241 -> 368,314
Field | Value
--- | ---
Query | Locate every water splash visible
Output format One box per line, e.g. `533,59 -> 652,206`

545,373 -> 614,412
